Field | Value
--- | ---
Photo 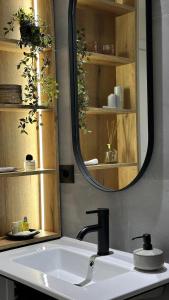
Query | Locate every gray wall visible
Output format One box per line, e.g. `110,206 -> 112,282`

54,0 -> 169,261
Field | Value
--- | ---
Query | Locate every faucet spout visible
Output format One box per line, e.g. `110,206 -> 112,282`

76,224 -> 99,241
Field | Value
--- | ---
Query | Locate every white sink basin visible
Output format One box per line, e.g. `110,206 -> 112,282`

14,247 -> 129,285
0,237 -> 169,300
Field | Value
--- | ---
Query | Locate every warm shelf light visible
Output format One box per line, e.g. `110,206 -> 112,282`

34,0 -> 45,231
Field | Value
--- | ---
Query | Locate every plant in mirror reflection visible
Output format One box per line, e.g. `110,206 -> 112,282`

76,28 -> 91,134
3,8 -> 59,134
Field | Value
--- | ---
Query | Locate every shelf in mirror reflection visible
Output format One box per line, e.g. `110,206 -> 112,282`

86,163 -> 138,171
84,52 -> 134,67
77,0 -> 135,15
86,107 -> 136,115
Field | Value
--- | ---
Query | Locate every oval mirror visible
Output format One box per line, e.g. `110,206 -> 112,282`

69,0 -> 154,191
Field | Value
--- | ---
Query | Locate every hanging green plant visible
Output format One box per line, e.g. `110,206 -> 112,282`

76,28 -> 91,133
3,8 -> 59,134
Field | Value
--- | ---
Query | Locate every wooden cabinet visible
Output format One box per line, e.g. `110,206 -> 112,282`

0,0 -> 61,251
77,0 -> 138,190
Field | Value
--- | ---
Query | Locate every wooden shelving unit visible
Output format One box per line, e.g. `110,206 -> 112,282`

87,107 -> 136,115
77,0 -> 138,190
77,0 -> 135,15
0,0 -> 61,250
85,52 -> 134,67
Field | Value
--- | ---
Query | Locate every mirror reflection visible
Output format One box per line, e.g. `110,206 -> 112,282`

76,0 -> 148,190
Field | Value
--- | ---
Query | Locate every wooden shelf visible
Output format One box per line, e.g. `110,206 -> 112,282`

77,0 -> 135,15
0,168 -> 57,177
0,230 -> 59,252
87,107 -> 136,115
87,162 -> 137,171
85,52 -> 134,67
0,104 -> 55,112
0,38 -> 52,53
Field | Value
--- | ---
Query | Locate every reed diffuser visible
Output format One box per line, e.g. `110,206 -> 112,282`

104,119 -> 118,164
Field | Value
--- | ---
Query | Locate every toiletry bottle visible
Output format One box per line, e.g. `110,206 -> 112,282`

11,220 -> 23,234
107,94 -> 117,108
132,234 -> 164,271
11,222 -> 19,235
104,144 -> 117,164
24,154 -> 35,171
22,216 -> 29,231
114,86 -> 124,109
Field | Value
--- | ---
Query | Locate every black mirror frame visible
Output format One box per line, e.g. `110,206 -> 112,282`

68,0 -> 154,192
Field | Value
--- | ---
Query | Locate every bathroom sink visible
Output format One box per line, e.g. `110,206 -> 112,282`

14,247 -> 129,285
0,237 -> 169,300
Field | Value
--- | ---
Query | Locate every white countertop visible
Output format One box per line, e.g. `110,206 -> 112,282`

0,237 -> 169,300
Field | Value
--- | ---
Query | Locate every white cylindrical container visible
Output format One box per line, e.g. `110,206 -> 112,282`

107,93 -> 117,108
114,86 -> 124,109
24,154 -> 36,171
11,222 -> 19,235
133,248 -> 164,271
132,234 -> 164,271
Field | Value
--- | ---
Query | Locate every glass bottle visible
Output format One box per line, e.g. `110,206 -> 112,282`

104,144 -> 117,164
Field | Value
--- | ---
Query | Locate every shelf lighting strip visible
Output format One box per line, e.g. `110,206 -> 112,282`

34,0 -> 45,231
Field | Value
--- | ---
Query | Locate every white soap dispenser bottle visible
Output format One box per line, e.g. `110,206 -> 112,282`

132,234 -> 164,271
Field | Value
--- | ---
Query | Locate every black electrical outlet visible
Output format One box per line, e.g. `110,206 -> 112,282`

59,165 -> 74,183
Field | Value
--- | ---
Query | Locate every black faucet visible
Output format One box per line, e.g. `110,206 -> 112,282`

76,208 -> 110,256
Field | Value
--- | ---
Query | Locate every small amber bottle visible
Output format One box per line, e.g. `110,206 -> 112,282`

22,216 -> 29,231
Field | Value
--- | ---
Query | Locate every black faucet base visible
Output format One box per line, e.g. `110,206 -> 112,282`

97,250 -> 113,256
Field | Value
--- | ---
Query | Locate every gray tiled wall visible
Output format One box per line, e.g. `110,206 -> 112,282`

54,0 -> 169,261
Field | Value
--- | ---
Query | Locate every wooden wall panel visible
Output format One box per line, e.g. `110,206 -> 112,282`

36,0 -> 54,36
80,115 -> 117,164
0,112 -> 38,168
80,117 -> 99,161
115,12 -> 135,59
90,169 -> 119,190
77,8 -> 115,48
116,63 -> 136,109
0,176 -> 40,236
42,174 -> 60,234
118,166 -> 138,189
85,65 -> 116,108
117,114 -> 138,163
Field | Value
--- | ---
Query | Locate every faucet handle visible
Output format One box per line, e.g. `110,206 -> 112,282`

86,208 -> 109,215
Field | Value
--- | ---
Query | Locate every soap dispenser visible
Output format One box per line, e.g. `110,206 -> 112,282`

132,234 -> 164,271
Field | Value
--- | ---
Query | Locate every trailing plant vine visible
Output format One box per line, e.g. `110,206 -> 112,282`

76,28 -> 90,133
4,8 -> 59,134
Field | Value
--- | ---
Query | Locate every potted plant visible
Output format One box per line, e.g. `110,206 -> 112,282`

3,8 -> 59,134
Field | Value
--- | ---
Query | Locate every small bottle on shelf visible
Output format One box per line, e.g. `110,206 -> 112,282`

114,86 -> 124,109
22,217 -> 29,231
24,154 -> 36,171
104,144 -> 117,164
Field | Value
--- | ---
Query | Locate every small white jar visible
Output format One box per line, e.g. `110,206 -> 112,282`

24,154 -> 36,171
107,93 -> 117,108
